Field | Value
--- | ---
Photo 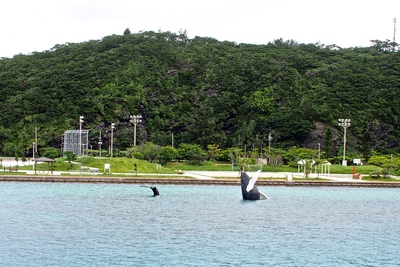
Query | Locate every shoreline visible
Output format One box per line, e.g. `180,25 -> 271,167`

1,175 -> 400,188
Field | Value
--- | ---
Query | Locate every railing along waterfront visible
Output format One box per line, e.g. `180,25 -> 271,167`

1,175 -> 400,187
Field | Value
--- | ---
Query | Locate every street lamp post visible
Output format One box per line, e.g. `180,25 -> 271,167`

32,141 -> 36,170
32,142 -> 35,159
110,123 -> 115,157
267,132 -> 273,165
338,119 -> 351,166
318,143 -> 321,160
268,132 -> 272,149
130,115 -> 142,146
79,116 -> 84,156
34,126 -> 38,158
98,130 -> 102,157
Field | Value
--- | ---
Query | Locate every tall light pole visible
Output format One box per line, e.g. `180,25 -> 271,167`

110,123 -> 115,157
79,116 -> 84,156
338,119 -> 351,166
130,115 -> 142,146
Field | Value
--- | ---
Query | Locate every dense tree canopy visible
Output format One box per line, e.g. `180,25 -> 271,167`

0,30 -> 399,157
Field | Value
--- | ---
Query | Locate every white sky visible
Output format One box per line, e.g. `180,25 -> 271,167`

1,0 -> 400,58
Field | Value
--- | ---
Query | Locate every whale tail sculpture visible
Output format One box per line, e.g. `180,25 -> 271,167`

141,185 -> 160,196
241,170 -> 268,200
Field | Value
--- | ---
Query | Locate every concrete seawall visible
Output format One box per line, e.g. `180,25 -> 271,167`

1,175 -> 400,188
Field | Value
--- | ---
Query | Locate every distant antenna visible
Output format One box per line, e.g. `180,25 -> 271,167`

393,17 -> 397,51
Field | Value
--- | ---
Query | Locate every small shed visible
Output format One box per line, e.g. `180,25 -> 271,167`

33,157 -> 55,174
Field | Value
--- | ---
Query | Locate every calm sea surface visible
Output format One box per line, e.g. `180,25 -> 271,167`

0,182 -> 399,267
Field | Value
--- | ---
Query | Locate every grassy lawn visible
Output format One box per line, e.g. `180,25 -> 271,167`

361,176 -> 399,182
165,161 -> 237,171
6,157 -> 385,176
75,157 -> 178,174
165,161 -> 383,174
14,157 -> 178,175
328,165 -> 382,174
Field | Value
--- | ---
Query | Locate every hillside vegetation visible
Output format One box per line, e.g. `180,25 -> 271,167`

0,30 -> 399,158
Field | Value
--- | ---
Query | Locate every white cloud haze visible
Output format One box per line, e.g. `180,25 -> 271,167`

1,0 -> 399,57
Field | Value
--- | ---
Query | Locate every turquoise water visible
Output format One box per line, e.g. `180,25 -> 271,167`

0,182 -> 399,266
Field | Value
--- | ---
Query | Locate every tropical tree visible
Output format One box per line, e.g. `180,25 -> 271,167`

159,146 -> 178,164
41,147 -> 60,159
177,143 -> 206,165
206,144 -> 222,161
64,151 -> 76,169
135,142 -> 162,162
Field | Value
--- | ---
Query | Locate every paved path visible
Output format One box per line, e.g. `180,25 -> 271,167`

182,171 -> 367,182
183,171 -> 217,180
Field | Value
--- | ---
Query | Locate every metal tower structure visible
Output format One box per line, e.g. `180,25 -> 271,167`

62,130 -> 89,156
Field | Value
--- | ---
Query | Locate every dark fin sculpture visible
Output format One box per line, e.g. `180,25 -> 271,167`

141,185 -> 160,196
240,170 -> 268,200
151,187 -> 160,196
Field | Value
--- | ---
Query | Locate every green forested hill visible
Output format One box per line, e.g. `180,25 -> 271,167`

0,30 -> 399,157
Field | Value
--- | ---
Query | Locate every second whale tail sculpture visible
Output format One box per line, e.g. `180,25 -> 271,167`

241,170 -> 268,200
141,185 -> 160,196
